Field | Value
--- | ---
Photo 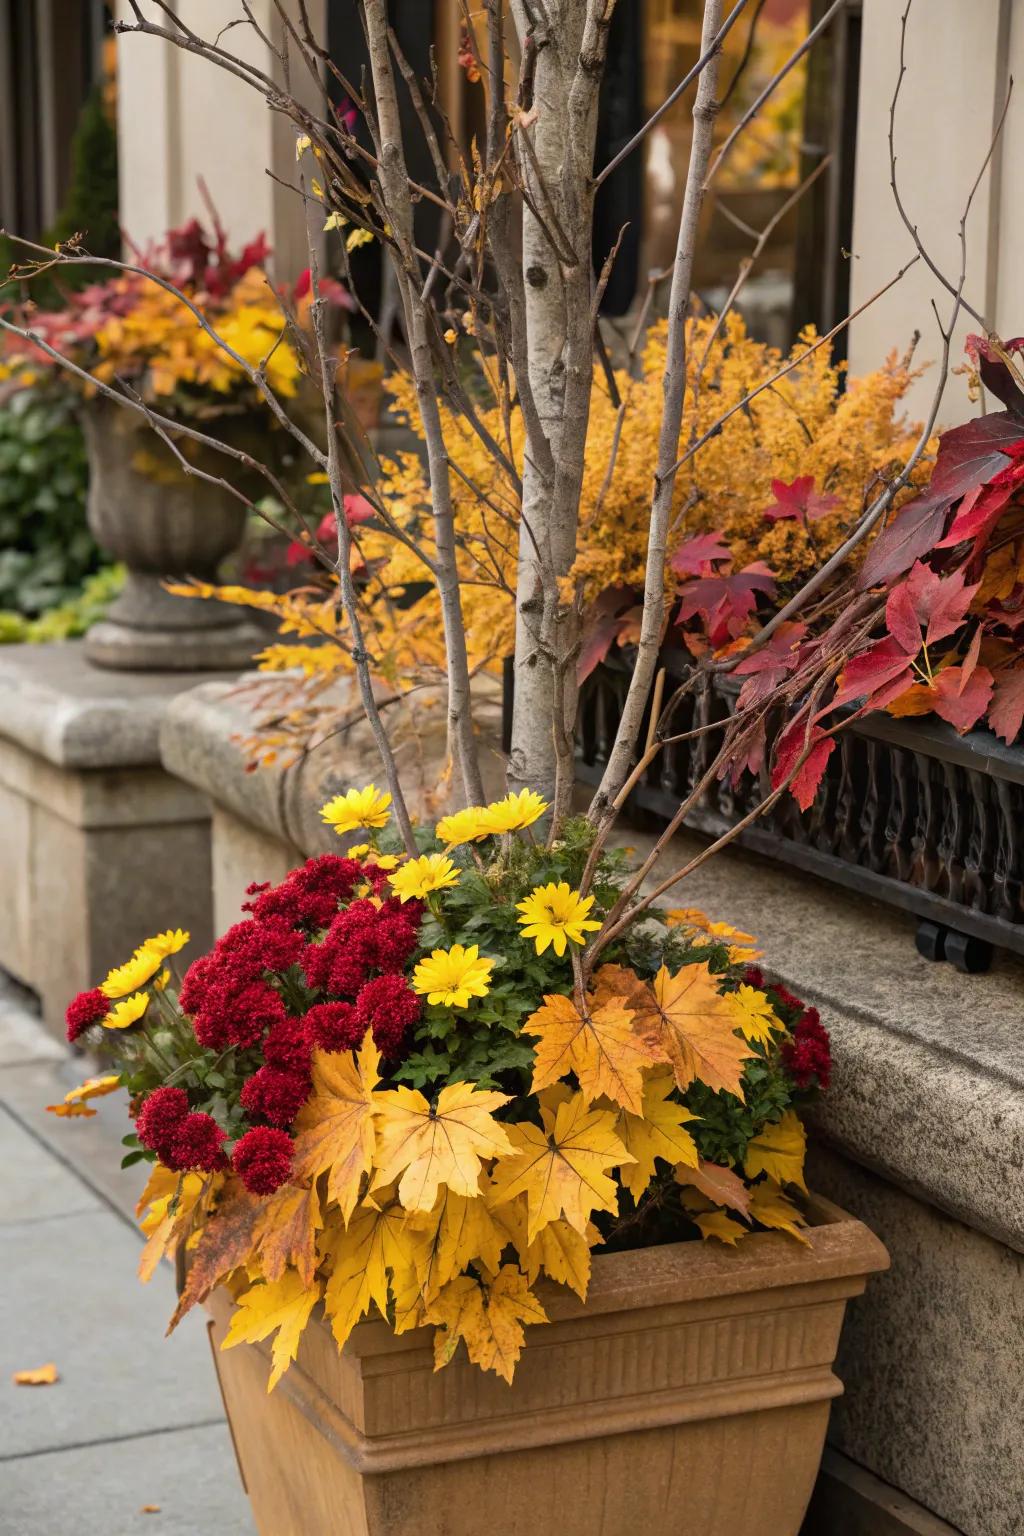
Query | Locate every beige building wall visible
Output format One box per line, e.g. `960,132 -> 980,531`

846,0 -> 1013,425
115,0 -> 322,278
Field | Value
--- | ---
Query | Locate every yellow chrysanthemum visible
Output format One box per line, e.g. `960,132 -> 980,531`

320,784 -> 392,835
411,944 -> 494,1007
347,843 -> 371,859
434,806 -> 491,848
389,853 -> 460,903
153,969 -> 171,992
100,948 -> 163,999
479,789 -> 549,835
371,854 -> 402,871
516,882 -> 601,957
142,928 -> 190,959
103,992 -> 150,1030
729,985 -> 778,1044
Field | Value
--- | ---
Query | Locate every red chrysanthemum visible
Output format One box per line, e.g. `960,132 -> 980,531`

213,916 -> 306,978
743,965 -> 766,991
367,909 -> 421,973
232,1126 -> 293,1195
136,1085 -> 190,1156
354,974 -> 420,1058
193,979 -> 287,1051
168,1111 -> 228,1173
263,1017 -> 311,1076
244,855 -> 365,930
304,1001 -> 365,1053
65,987 -> 109,1043
782,1008 -> 832,1090
302,938 -> 369,998
240,1065 -> 311,1128
178,952 -> 216,1016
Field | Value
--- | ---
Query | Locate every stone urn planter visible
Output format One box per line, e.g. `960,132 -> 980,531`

202,1194 -> 887,1536
81,399 -> 266,671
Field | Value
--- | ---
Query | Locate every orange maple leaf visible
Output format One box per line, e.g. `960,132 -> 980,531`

292,1038 -> 380,1222
631,962 -> 754,1100
676,1158 -> 752,1219
523,991 -> 661,1113
167,1180 -> 260,1332
254,1182 -> 323,1287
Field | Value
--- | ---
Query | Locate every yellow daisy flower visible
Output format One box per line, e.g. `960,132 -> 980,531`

142,928 -> 190,959
346,843 -> 371,859
411,944 -> 494,1008
479,788 -> 549,835
103,992 -> 150,1030
516,882 -> 601,957
389,853 -> 460,903
100,948 -> 163,999
320,784 -> 392,835
434,806 -> 491,848
371,854 -> 402,871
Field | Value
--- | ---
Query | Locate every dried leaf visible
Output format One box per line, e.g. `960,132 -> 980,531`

676,1158 -> 752,1219
167,1181 -> 260,1332
254,1183 -> 322,1288
12,1363 -> 59,1386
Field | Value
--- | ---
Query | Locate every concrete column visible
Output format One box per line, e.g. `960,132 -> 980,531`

114,0 -> 324,278
847,0 -> 1009,424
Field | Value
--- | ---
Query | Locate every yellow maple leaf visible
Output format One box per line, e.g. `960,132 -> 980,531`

494,1197 -> 598,1300
749,1178 -> 810,1245
695,1209 -> 748,1245
253,1182 -> 323,1287
292,1038 -> 379,1221
12,1363 -> 59,1386
743,1109 -> 808,1192
371,1081 -> 515,1212
320,1191 -> 413,1349
426,1264 -> 548,1383
487,1092 -> 633,1243
46,1073 -> 121,1117
412,1187 -> 508,1305
728,984 -> 779,1044
615,1069 -> 699,1199
136,1166 -> 210,1284
638,963 -> 755,1100
222,1270 -> 321,1391
524,991 -> 661,1113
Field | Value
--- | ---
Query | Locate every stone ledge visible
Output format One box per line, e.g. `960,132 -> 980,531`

0,641 -> 245,770
801,1449 -> 961,1535
160,669 -> 508,854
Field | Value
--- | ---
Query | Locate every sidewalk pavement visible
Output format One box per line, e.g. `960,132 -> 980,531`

0,972 -> 256,1536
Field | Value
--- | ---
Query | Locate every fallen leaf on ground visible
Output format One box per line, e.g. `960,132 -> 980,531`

139,1506 -> 161,1515
12,1363 -> 59,1385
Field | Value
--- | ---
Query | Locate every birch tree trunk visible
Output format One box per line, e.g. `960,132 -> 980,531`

507,0 -> 613,818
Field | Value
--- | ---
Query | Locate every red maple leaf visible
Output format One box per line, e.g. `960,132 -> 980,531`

832,637 -> 916,711
670,531 -> 731,577
770,719 -> 835,811
732,622 -> 808,709
762,476 -> 840,525
929,630 -> 993,733
884,562 -> 979,654
577,585 -> 640,681
676,562 -> 776,647
988,665 -> 1024,743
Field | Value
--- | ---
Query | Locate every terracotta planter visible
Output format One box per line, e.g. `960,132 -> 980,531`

203,1194 -> 887,1536
81,398 -> 265,671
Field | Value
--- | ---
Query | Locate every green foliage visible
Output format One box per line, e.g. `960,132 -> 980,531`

0,564 -> 124,644
45,81 -> 120,264
0,383 -> 103,616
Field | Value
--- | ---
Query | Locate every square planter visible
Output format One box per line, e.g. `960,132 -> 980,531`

203,1194 -> 887,1536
